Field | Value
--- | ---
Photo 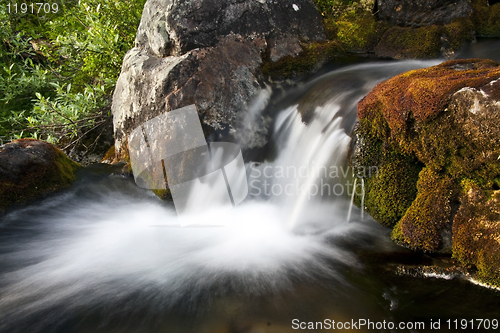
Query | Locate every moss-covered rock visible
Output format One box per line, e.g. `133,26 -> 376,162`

353,58 -> 500,285
358,59 -> 500,136
351,128 -> 422,227
374,19 -> 475,59
152,188 -> 173,201
453,186 -> 500,287
332,12 -> 388,53
471,0 -> 500,37
445,18 -> 476,51
374,25 -> 443,59
312,0 -> 477,60
261,9 -> 387,79
391,168 -> 455,252
0,139 -> 81,213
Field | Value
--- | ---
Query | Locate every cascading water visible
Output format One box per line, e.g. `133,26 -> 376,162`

249,60 -> 440,228
1,57 -> 500,332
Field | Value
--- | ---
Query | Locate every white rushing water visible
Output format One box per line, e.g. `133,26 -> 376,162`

0,60 -> 440,330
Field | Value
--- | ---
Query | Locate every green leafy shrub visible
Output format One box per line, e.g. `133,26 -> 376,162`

0,0 -> 146,155
334,12 -> 386,52
312,1 -> 384,54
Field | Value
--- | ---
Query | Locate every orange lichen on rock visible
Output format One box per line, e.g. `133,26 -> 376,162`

358,59 -> 500,134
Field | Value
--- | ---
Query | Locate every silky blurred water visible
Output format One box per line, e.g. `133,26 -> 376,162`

1,45 -> 500,332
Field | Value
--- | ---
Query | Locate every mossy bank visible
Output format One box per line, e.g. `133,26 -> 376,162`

352,58 -> 500,286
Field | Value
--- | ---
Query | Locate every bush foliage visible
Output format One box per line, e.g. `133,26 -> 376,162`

0,0 -> 146,153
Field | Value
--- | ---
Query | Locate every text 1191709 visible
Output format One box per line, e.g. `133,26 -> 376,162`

6,2 -> 59,14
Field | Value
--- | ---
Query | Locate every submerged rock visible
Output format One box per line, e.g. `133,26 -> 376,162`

0,139 -> 81,213
352,58 -> 500,285
112,0 -> 325,159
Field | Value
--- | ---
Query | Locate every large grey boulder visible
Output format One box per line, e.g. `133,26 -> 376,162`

112,0 -> 325,158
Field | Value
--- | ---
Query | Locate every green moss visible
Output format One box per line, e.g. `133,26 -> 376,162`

494,177 -> 500,190
101,145 -> 116,163
323,18 -> 339,40
265,1 -> 384,79
375,25 -> 443,59
444,18 -> 475,50
52,148 -> 81,185
152,188 -> 172,201
374,19 -> 475,59
364,152 -> 422,227
471,1 -> 500,37
334,12 -> 387,52
452,188 -> 500,286
313,0 -> 375,19
261,40 -> 345,79
315,2 -> 386,53
312,0 -> 474,63
391,168 -> 455,252
357,106 -> 391,142
353,123 -> 422,228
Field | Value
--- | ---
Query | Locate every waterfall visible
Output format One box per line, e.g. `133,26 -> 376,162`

361,178 -> 365,220
0,59 -> 442,332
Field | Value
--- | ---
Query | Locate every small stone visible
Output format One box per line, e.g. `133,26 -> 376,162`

0,139 -> 81,213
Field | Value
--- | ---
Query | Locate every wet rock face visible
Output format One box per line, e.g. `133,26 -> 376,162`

0,139 -> 81,213
352,59 -> 500,285
112,0 -> 325,158
375,0 -> 473,27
